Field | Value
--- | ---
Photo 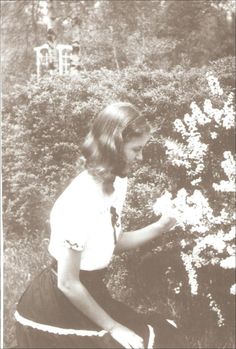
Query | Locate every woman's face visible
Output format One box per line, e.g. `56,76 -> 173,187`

123,132 -> 150,169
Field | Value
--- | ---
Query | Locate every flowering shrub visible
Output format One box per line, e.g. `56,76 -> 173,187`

3,59 -> 235,348
153,73 -> 235,327
213,151 -> 235,192
6,62 -> 233,237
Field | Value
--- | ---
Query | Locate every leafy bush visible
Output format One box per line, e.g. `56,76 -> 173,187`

4,235 -> 52,348
3,57 -> 235,347
3,57 -> 234,237
161,73 -> 235,328
107,68 -> 235,346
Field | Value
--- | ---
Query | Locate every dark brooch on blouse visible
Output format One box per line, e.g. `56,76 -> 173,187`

110,206 -> 120,244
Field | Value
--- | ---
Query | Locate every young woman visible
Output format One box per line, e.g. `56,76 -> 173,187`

15,102 -> 182,348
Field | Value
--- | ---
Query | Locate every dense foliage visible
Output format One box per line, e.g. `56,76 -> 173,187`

3,57 -> 234,237
3,1 -> 235,348
2,0 -> 235,87
106,67 -> 235,347
107,71 -> 236,340
3,59 -> 235,347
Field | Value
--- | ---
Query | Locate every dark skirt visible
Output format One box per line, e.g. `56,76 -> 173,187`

15,262 -> 184,348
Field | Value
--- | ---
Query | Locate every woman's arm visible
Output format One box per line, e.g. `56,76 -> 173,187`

115,215 -> 176,253
57,248 -> 116,331
57,247 -> 144,349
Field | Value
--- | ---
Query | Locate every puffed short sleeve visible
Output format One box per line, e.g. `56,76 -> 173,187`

49,173 -> 93,256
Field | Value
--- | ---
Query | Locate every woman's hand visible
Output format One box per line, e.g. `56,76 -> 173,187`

159,214 -> 177,231
153,192 -> 179,228
109,323 -> 144,349
115,197 -> 179,253
155,196 -> 179,231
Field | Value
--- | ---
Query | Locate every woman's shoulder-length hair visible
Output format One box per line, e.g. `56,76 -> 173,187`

81,102 -> 150,193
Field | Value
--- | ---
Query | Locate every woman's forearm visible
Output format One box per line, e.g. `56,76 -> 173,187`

59,280 -> 118,332
115,216 -> 176,253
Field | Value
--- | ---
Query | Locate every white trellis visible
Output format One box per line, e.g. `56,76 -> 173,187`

57,44 -> 72,75
34,44 -> 74,79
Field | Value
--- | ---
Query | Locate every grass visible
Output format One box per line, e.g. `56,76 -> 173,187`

4,232 -> 51,348
4,233 -> 236,348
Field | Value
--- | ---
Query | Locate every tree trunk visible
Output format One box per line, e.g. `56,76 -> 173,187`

31,1 -> 39,44
47,0 -> 56,30
109,26 -> 120,70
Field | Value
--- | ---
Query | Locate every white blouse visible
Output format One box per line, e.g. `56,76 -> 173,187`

48,170 -> 128,270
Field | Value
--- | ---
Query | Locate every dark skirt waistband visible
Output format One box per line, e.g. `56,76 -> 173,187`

50,258 -> 107,275
48,258 -> 109,310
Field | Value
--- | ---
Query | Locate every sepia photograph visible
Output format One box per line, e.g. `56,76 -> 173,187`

1,0 -> 235,348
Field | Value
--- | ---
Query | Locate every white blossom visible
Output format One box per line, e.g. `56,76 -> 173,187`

213,151 -> 236,192
207,293 -> 225,327
211,257 -> 220,265
230,284 -> 236,295
210,132 -> 218,139
181,252 -> 198,295
206,72 -> 223,96
174,286 -> 181,294
220,256 -> 236,269
213,181 -> 235,192
162,73 -> 235,327
180,239 -> 188,248
174,119 -> 187,137
222,151 -> 235,180
227,245 -> 235,256
191,177 -> 202,186
223,226 -> 235,241
153,188 -> 218,233
222,92 -> 235,130
152,191 -> 173,216
190,102 -> 210,126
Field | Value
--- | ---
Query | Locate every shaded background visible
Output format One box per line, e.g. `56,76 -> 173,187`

2,1 -> 235,348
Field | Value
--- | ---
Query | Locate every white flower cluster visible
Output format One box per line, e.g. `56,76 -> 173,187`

209,208 -> 233,226
165,139 -> 191,169
222,92 -> 235,129
179,228 -> 236,298
180,252 -> 198,295
165,137 -> 207,179
192,101 -> 211,126
207,293 -> 225,327
161,74 -> 235,325
171,108 -> 209,178
201,93 -> 235,130
153,188 -> 215,233
153,189 -> 235,299
191,227 -> 235,269
206,72 -> 223,96
230,284 -> 236,296
166,75 -> 235,184
220,256 -> 235,269
173,282 -> 182,294
213,151 -> 236,193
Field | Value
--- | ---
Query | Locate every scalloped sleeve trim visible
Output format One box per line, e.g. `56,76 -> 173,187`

63,239 -> 84,251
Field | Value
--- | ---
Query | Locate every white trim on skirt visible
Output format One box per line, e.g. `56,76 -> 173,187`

147,324 -> 155,349
15,310 -> 156,347
15,311 -> 107,337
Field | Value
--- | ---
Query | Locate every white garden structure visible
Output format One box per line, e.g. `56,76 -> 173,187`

34,43 -> 78,79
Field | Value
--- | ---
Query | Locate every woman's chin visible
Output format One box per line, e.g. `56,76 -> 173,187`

120,162 -> 141,177
112,160 -> 140,178
116,169 -> 129,178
